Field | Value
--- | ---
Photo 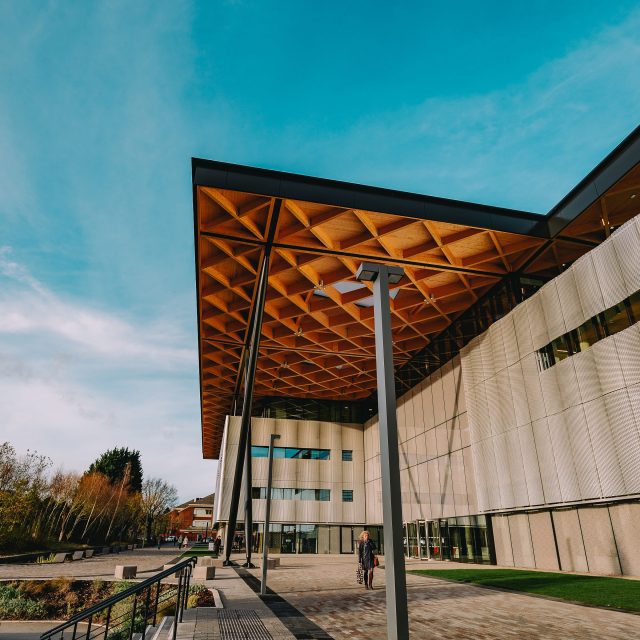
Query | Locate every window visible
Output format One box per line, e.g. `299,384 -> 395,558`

551,336 -> 570,362
342,490 -> 353,502
601,304 -> 632,337
575,318 -> 601,351
251,446 -> 330,460
251,487 -> 330,501
628,291 -> 640,324
342,450 -> 353,462
535,287 -> 640,370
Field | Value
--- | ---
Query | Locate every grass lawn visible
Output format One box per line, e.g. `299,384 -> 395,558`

408,568 -> 640,613
180,549 -> 219,558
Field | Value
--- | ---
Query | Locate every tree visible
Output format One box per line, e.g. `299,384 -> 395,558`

140,478 -> 178,542
88,447 -> 143,493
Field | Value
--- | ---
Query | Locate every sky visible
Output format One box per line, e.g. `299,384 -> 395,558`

1,1 -> 639,502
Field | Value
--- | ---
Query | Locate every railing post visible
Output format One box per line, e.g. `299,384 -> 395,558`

104,604 -> 112,639
141,585 -> 151,640
152,583 -> 161,626
173,569 -> 183,640
128,593 -> 138,640
181,564 -> 191,621
85,615 -> 92,640
71,622 -> 78,640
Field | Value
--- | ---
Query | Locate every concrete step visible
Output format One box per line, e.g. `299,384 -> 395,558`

149,615 -> 173,640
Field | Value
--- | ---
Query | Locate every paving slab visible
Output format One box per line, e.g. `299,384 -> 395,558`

246,554 -> 640,640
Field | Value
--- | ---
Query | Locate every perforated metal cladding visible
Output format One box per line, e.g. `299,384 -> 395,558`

583,396 -> 626,497
493,432 -> 513,508
518,424 -> 545,505
593,240 -> 627,309
555,270 -> 584,333
612,219 -> 640,296
604,390 -> 640,494
573,349 -> 602,403
547,412 -> 581,502
526,295 -> 549,351
532,418 -> 562,504
502,316 -> 520,366
540,281 -> 567,342
513,304 -> 534,359
556,358 -> 582,410
593,340 -> 626,396
521,353 -> 546,421
575,253 -> 606,320
490,320 -> 507,373
507,428 -> 529,507
539,367 -> 563,416
615,326 -> 640,387
509,363 -> 531,427
564,404 -> 601,499
479,332 -> 495,380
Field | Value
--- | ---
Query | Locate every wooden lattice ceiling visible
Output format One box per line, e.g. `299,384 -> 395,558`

194,134 -> 640,458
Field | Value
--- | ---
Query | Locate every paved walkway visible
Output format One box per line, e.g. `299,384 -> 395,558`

245,555 -> 640,639
5,551 -> 640,638
0,547 -> 180,581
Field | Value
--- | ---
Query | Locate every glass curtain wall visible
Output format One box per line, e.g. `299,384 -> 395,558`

424,516 -> 492,563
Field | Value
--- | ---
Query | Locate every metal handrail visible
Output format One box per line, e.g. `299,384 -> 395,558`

40,556 -> 197,640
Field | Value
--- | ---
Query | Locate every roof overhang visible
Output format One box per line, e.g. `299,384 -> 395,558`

193,125 -> 640,459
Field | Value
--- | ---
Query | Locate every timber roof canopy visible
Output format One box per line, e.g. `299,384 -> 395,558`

193,125 -> 640,459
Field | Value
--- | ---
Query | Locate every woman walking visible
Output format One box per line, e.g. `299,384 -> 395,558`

358,531 -> 377,590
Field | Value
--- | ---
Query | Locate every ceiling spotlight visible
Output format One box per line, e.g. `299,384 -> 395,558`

315,280 -> 325,292
355,262 -> 404,284
336,364 -> 344,370
295,327 -> 303,337
631,194 -> 637,199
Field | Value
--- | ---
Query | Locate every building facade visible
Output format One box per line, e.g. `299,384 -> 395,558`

215,214 -> 640,575
169,494 -> 216,541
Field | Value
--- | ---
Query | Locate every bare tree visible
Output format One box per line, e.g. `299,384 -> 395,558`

140,478 -> 178,542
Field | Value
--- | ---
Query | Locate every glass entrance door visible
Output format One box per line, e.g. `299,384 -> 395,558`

418,521 -> 428,558
340,526 -> 354,554
427,521 -> 440,559
281,525 -> 296,553
406,522 -> 418,558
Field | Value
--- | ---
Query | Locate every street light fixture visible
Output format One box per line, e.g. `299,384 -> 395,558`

260,433 -> 281,595
354,261 -> 409,640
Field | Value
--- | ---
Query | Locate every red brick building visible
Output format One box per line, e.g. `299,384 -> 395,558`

168,493 -> 215,541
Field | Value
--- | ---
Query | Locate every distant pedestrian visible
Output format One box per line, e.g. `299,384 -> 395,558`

358,531 -> 377,590
172,537 -> 177,547
213,536 -> 221,555
157,537 -> 162,550
182,536 -> 189,549
177,536 -> 183,548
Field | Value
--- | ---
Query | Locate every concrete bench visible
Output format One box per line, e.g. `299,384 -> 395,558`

127,544 -> 134,551
101,546 -> 111,555
71,551 -> 84,561
265,558 -> 280,569
53,553 -> 70,563
193,566 -> 216,580
163,563 -> 188,578
197,557 -> 221,567
114,565 -> 137,579
84,549 -> 94,559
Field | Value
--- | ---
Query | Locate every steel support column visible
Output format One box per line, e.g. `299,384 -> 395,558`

223,251 -> 270,565
243,363 -> 255,567
261,433 -> 280,594
368,263 -> 409,640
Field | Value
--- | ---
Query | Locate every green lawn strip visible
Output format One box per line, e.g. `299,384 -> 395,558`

408,569 -> 640,613
179,550 -> 218,558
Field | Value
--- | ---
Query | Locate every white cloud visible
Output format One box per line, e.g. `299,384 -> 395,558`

0,249 -> 213,502
0,247 -> 195,367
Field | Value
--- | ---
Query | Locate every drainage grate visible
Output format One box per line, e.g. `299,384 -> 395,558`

218,609 -> 273,639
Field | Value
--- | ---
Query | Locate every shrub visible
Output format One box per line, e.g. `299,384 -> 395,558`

0,584 -> 47,620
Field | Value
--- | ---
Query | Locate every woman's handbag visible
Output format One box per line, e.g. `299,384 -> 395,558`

356,562 -> 364,584
373,556 -> 379,567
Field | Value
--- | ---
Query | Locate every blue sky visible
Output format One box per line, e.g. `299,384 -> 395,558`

1,1 -> 639,501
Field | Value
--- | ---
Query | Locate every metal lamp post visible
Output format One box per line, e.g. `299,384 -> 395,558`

261,433 -> 281,595
355,261 -> 409,640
